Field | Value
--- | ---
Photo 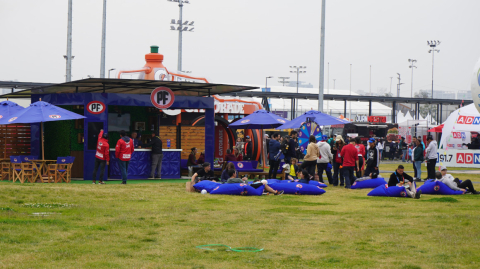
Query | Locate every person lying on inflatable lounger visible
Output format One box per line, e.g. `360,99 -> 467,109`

226,169 -> 248,184
244,179 -> 283,196
436,167 -> 480,194
388,165 -> 421,199
354,169 -> 379,182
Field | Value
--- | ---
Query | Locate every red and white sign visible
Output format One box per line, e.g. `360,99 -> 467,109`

87,101 -> 106,114
437,149 -> 480,168
151,87 -> 175,109
49,115 -> 61,119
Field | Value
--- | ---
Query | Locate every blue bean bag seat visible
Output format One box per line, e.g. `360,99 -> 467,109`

275,179 -> 328,188
210,183 -> 264,196
193,181 -> 221,193
367,183 -> 417,198
417,181 -> 464,195
269,183 -> 325,195
351,177 -> 387,189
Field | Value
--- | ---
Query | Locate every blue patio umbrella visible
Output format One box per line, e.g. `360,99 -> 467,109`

228,109 -> 290,129
276,110 -> 349,130
0,101 -> 86,159
0,100 -> 25,158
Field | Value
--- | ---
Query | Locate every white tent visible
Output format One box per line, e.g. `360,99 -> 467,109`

440,103 -> 480,149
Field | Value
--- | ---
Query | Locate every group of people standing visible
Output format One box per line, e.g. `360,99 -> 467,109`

267,132 -> 381,189
92,130 -> 163,184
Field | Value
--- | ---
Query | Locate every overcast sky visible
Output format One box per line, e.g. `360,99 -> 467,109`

1,0 -> 480,97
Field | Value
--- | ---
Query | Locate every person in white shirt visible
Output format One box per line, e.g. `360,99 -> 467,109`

317,139 -> 333,184
425,135 -> 438,180
377,140 -> 384,160
437,166 -> 479,194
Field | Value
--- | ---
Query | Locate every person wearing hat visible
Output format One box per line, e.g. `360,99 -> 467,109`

243,136 -> 253,160
437,167 -> 480,194
364,138 -> 379,178
92,129 -> 109,184
425,135 -> 438,180
191,162 -> 216,184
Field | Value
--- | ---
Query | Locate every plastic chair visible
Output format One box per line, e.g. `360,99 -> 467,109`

21,163 -> 35,183
10,156 -> 22,183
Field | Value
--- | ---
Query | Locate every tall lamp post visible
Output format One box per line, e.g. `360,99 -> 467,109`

408,59 -> 417,112
290,66 -> 306,117
265,76 -> 273,90
108,68 -> 115,78
64,0 -> 73,82
349,64 -> 352,120
100,0 -> 107,78
278,77 -> 290,86
428,40 -> 440,127
168,0 -> 194,72
396,73 -> 404,123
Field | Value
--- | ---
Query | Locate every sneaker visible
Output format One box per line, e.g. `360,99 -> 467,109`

472,191 -> 480,195
148,177 -> 155,180
121,182 -> 126,185
414,178 -> 422,182
415,190 -> 422,199
99,182 -> 105,185
92,182 -> 96,184
340,184 -> 344,186
275,190 -> 284,196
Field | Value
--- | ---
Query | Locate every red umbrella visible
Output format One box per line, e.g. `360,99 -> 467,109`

428,124 -> 444,133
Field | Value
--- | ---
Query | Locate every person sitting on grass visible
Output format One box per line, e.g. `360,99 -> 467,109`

388,165 -> 421,199
243,178 -> 283,196
226,169 -> 248,184
191,162 -> 216,184
436,167 -> 480,194
285,158 -> 300,180
221,162 -> 238,183
298,169 -> 314,184
354,168 -> 379,182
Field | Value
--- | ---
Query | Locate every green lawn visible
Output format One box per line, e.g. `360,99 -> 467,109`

1,180 -> 480,268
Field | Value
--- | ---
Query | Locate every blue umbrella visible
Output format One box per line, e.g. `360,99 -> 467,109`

0,100 -> 25,158
276,110 -> 349,130
228,109 -> 290,129
0,101 -> 86,159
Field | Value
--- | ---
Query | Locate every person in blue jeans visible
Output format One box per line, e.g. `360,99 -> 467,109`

413,139 -> 424,181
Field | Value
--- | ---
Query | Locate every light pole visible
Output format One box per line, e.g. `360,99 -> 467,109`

333,79 -> 336,89
290,66 -> 306,117
100,0 -> 107,78
65,0 -> 73,82
349,64 -> 352,120
389,77 -> 393,95
396,73 -> 404,123
428,40 -> 440,126
369,65 -> 372,95
408,59 -> 417,112
168,0 -> 194,72
318,0 -> 326,112
265,76 -> 273,91
108,68 -> 115,78
278,77 -> 290,86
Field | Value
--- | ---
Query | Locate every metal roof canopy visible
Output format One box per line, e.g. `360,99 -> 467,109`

221,91 -> 472,106
0,78 -> 258,99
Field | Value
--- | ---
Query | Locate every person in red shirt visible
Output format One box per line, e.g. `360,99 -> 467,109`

224,149 -> 237,162
341,139 -> 359,188
92,129 -> 109,184
354,137 -> 366,178
332,136 -> 345,186
115,130 -> 134,184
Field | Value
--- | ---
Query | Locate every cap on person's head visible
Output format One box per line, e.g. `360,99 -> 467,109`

335,135 -> 344,142
202,162 -> 210,168
102,132 -> 109,139
440,165 -> 447,171
245,135 -> 250,139
265,134 -> 269,138
120,130 -> 126,137
322,135 -> 328,141
427,135 -> 433,141
368,138 -> 376,143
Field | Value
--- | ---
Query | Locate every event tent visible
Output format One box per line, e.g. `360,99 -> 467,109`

439,103 -> 480,149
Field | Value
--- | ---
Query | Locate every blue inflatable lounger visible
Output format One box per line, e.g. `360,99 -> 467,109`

268,183 -> 326,195
193,181 -> 221,193
210,183 -> 265,196
351,177 -> 387,189
417,180 -> 464,195
367,183 -> 417,198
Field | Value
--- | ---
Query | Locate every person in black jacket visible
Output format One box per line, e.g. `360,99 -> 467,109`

285,131 -> 298,164
145,133 -> 163,179
364,138 -> 379,178
388,165 -> 421,199
244,136 -> 253,160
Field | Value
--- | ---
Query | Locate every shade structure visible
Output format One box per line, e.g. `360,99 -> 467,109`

228,109 -> 290,129
0,101 -> 86,160
277,110 -> 349,129
0,100 -> 25,159
427,124 -> 444,133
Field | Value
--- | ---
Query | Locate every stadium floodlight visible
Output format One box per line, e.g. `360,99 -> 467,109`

290,66 -> 307,117
170,26 -> 175,30
171,19 -> 176,24
189,21 -> 194,25
168,0 -> 194,72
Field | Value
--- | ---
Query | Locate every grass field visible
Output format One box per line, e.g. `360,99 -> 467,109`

1,172 -> 480,268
